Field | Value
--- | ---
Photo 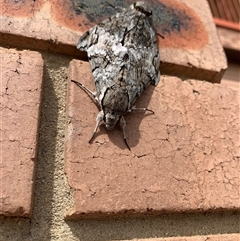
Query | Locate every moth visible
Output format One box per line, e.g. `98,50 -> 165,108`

73,2 -> 160,150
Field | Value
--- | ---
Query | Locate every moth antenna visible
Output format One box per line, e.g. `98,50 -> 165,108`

71,79 -> 100,109
120,116 -> 131,151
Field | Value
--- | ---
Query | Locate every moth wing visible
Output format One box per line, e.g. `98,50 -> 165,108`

147,47 -> 160,86
76,2 -> 160,103
77,27 -> 102,51
77,10 -> 127,51
77,31 -> 90,51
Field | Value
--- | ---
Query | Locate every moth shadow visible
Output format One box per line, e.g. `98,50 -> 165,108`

106,84 -> 156,150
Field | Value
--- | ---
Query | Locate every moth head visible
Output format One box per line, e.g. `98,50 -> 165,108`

104,111 -> 121,130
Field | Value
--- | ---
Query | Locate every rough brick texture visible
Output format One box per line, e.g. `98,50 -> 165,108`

0,0 -> 226,82
65,60 -> 239,218
122,234 -> 240,241
0,47 -> 43,217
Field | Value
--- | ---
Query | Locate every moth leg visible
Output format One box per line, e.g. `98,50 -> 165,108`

89,110 -> 104,143
129,106 -> 154,114
120,116 -> 131,151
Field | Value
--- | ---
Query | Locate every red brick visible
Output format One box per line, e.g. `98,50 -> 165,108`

123,234 -> 240,241
0,0 -> 226,82
0,47 -> 43,217
65,60 -> 239,219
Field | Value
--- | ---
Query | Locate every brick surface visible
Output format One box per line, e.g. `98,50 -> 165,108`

0,47 -> 43,217
0,0 -> 226,82
122,234 -> 240,241
65,60 -> 240,219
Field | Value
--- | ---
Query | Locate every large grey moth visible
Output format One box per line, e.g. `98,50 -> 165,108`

73,1 -> 160,150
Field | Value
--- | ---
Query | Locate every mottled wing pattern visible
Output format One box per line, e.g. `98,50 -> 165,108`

77,2 -> 160,108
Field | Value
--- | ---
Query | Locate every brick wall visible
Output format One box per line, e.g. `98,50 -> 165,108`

0,0 -> 239,240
